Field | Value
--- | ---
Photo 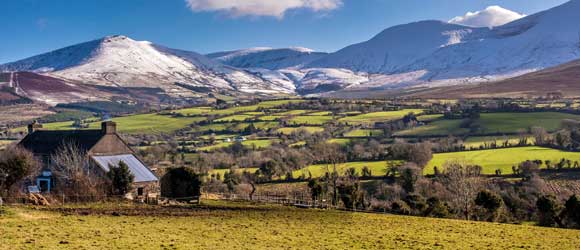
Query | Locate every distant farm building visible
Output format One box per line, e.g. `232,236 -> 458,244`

18,121 -> 159,197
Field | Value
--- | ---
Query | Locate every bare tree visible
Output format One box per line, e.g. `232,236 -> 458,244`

442,161 -> 484,220
51,142 -> 105,198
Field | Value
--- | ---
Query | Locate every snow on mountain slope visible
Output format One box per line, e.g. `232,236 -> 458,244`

208,47 -> 328,70
307,0 -> 580,91
308,20 -> 482,74
406,0 -> 580,83
0,36 -> 294,95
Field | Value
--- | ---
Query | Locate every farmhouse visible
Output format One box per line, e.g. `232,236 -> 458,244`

18,121 -> 159,197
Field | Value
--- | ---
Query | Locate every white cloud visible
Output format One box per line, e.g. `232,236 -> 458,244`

185,0 -> 342,18
449,6 -> 526,28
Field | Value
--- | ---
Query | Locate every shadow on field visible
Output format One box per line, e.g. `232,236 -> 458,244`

39,202 -> 278,217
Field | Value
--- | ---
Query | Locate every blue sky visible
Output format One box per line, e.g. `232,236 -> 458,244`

0,0 -> 569,63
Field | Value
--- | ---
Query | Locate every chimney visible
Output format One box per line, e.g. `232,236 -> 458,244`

27,121 -> 42,134
101,121 -> 116,134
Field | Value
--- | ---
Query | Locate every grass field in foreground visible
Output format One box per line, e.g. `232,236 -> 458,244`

425,146 -> 580,175
1,202 -> 578,250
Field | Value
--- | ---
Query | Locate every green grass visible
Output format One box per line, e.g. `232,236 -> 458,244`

171,107 -> 212,116
417,114 -> 443,122
274,110 -> 312,116
207,100 -> 306,116
326,138 -> 352,145
395,119 -> 469,137
307,111 -> 332,116
425,146 -> 580,175
3,202 -> 578,249
257,115 -> 284,121
214,115 -> 255,122
463,136 -> 535,149
288,116 -> 334,125
397,112 -> 580,137
197,139 -> 277,152
276,127 -> 324,135
87,114 -> 206,134
339,109 -> 423,125
209,167 -> 259,177
293,161 -> 398,178
476,112 -> 580,134
344,129 -> 384,137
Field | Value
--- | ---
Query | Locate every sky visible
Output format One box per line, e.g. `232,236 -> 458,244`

0,0 -> 570,64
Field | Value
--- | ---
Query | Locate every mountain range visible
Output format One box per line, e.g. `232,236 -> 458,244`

2,0 -> 580,105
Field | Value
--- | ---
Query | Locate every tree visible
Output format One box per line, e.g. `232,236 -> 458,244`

361,166 -> 372,178
0,147 -> 39,197
51,142 -> 105,197
161,167 -> 203,199
424,197 -> 450,218
307,179 -> 324,204
536,195 -> 563,227
442,162 -> 483,220
518,161 -> 540,180
399,163 -> 421,193
223,170 -> 240,192
408,143 -> 433,168
475,190 -> 503,221
531,127 -> 549,146
560,195 -> 580,229
107,161 -> 134,195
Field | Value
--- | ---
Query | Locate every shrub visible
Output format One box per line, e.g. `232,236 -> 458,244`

107,161 -> 134,195
475,190 -> 503,221
0,147 -> 39,197
424,197 -> 450,218
404,194 -> 427,215
391,200 -> 411,215
161,167 -> 203,199
536,195 -> 562,227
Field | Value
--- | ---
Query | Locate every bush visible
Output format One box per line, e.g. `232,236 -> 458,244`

404,194 -> 427,215
475,190 -> 503,221
536,195 -> 562,227
107,161 -> 134,195
424,197 -> 450,218
161,167 -> 203,199
0,147 -> 39,197
390,200 -> 411,215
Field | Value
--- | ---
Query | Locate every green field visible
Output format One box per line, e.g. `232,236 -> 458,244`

209,167 -> 259,177
395,119 -> 469,137
339,109 -> 423,125
197,139 -> 277,152
344,129 -> 384,137
293,161 -> 398,178
2,202 -> 578,249
425,146 -> 580,175
396,112 -> 580,137
276,127 -> 324,135
463,136 -> 535,149
476,112 -> 580,134
326,138 -> 352,145
171,107 -> 212,116
288,115 -> 333,126
214,114 -> 254,122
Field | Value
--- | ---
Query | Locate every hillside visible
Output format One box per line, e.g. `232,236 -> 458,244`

308,0 -> 580,90
2,202 -> 579,250
207,47 -> 327,70
0,36 -> 295,97
408,59 -> 580,98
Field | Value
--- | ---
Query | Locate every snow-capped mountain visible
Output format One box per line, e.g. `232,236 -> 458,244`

207,47 -> 327,70
307,0 -> 580,90
0,36 -> 295,97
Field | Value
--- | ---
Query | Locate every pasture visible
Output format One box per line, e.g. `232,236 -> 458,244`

425,146 -> 580,175
1,202 -> 579,250
339,109 -> 423,125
